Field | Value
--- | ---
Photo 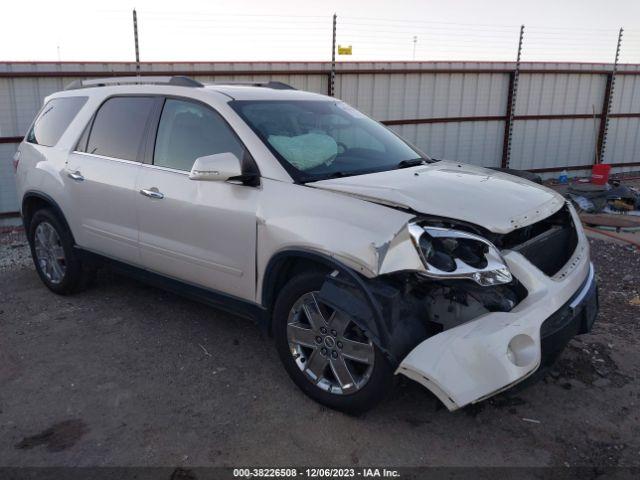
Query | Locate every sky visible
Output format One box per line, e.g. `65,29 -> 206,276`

2,0 -> 640,64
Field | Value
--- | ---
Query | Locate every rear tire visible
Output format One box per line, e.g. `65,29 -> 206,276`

27,208 -> 91,294
273,272 -> 395,414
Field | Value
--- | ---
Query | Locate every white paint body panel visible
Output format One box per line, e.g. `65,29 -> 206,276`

309,160 -> 565,233
254,178 -> 418,302
135,164 -> 259,300
65,152 -> 142,265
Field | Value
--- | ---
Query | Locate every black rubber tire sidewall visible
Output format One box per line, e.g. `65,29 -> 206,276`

28,209 -> 84,295
273,272 -> 395,414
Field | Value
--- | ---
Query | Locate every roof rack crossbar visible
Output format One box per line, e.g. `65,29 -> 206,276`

211,81 -> 296,90
64,75 -> 203,90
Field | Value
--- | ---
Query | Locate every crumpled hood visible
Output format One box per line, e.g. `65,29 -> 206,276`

308,160 -> 565,234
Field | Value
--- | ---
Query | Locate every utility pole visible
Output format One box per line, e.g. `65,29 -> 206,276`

598,27 -> 623,164
503,24 -> 524,168
330,13 -> 337,97
412,36 -> 417,60
133,9 -> 141,74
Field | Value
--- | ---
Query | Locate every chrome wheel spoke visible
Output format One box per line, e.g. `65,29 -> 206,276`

287,323 -> 319,348
35,228 -> 48,247
329,357 -> 356,392
301,293 -> 328,331
340,338 -> 375,365
304,349 -> 329,382
51,245 -> 65,260
46,224 -> 57,245
49,258 -> 64,282
328,311 -> 351,337
45,258 -> 54,279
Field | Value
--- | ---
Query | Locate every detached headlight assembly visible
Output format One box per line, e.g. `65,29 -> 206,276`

408,223 -> 513,286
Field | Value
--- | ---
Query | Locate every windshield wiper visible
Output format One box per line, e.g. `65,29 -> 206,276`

397,158 -> 427,169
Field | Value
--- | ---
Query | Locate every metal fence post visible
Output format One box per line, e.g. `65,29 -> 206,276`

597,27 -> 623,164
501,24 -> 524,168
133,9 -> 141,74
330,13 -> 337,97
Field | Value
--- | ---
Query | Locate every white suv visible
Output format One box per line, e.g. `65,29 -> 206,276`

14,76 -> 598,413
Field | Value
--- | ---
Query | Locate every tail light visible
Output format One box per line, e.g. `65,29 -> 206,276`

12,150 -> 21,173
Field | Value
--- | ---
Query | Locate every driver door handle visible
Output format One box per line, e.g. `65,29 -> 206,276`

67,170 -> 84,182
140,188 -> 164,199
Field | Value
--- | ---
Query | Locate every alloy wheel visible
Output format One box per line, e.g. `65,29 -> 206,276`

287,291 -> 375,395
34,221 -> 66,284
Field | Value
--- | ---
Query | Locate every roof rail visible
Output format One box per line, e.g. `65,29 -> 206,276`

212,81 -> 296,90
64,75 -> 203,90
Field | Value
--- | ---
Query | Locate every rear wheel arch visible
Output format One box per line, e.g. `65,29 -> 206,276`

22,192 -> 74,243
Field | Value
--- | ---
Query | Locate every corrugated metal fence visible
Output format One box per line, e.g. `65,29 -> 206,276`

2,60 -> 640,216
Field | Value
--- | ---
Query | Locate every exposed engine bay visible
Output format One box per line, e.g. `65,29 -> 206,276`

318,269 -> 528,365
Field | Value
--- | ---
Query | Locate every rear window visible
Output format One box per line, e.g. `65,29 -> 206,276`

26,96 -> 88,147
85,96 -> 155,161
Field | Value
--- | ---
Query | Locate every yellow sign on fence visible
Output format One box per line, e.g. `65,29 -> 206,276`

338,45 -> 352,55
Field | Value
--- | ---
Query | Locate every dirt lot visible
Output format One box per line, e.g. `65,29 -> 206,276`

0,229 -> 639,470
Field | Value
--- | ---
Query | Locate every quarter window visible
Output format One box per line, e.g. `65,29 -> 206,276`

153,99 -> 245,171
27,96 -> 88,147
85,96 -> 155,161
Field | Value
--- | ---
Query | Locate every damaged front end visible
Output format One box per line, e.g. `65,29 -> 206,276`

318,267 -> 528,362
317,202 -> 595,410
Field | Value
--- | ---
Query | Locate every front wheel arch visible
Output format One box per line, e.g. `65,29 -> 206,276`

262,250 -> 377,328
262,250 -> 340,315
262,250 -> 390,357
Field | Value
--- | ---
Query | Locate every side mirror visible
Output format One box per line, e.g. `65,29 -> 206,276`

189,152 -> 243,181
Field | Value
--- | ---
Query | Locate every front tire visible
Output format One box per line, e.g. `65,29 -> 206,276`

28,208 -> 90,295
273,272 -> 395,414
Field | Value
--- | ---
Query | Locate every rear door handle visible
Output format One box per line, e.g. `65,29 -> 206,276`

67,170 -> 84,182
140,188 -> 164,199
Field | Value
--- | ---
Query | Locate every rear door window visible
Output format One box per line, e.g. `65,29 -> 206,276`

27,96 -> 88,147
85,96 -> 155,161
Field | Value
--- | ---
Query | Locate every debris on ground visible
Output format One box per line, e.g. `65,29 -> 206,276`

567,182 -> 640,215
549,173 -> 640,216
547,174 -> 640,251
522,418 -> 541,424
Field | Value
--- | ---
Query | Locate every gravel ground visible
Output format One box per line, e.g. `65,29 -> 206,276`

0,229 -> 31,272
0,229 -> 639,470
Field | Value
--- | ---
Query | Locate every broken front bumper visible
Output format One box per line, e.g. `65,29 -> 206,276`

396,250 -> 597,411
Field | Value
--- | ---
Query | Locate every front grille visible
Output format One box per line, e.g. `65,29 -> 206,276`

497,204 -> 578,277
